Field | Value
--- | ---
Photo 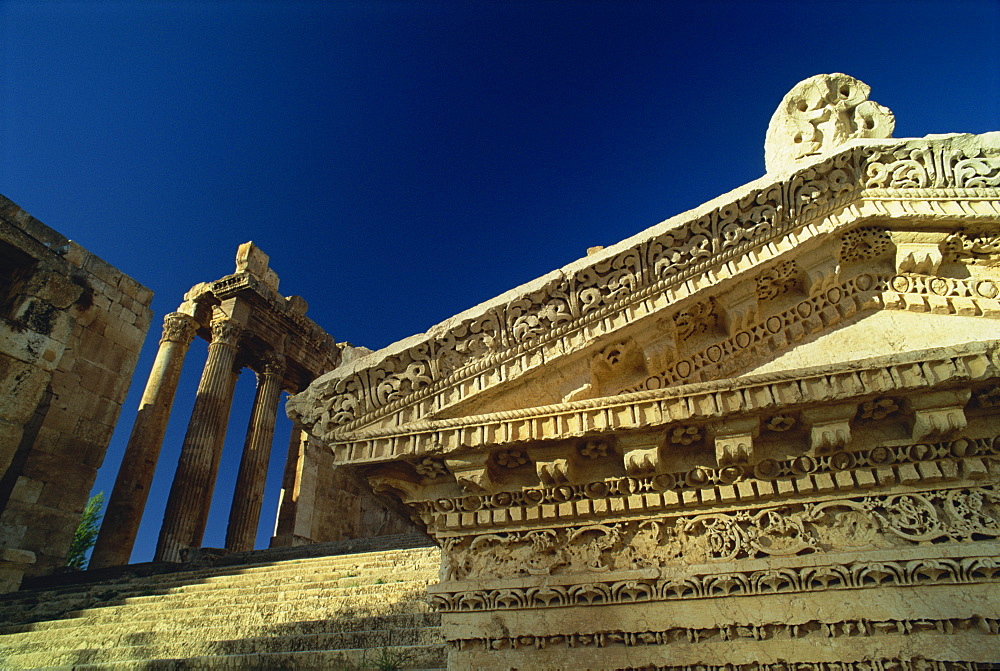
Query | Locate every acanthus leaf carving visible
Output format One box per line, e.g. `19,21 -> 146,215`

439,486 -> 1000,582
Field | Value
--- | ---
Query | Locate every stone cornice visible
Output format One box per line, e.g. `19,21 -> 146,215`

289,133 -> 1000,440
325,341 -> 1000,462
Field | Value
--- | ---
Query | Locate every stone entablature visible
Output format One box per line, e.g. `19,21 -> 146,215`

289,132 -> 1000,444
290,75 -> 1000,667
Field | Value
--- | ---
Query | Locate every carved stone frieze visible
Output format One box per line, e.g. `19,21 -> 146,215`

438,485 -> 1000,581
453,616 -> 999,652
289,135 -> 1000,439
411,436 -> 1000,534
429,552 -> 1000,612
328,343 -> 999,460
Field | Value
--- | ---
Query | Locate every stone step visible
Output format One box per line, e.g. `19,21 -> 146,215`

3,626 -> 444,667
33,643 -> 447,670
0,551 -> 440,627
0,584 -> 434,636
1,596 -> 434,642
0,611 -> 440,646
6,547 -> 438,594
65,580 -> 431,616
0,544 -> 446,670
0,546 -> 440,609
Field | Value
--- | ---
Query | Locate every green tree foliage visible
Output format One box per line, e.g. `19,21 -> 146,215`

66,491 -> 105,570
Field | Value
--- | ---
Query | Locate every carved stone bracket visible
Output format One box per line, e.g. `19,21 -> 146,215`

620,433 -> 662,477
895,241 -> 945,276
445,454 -> 494,494
712,417 -> 760,467
909,389 -> 971,442
801,404 -> 857,454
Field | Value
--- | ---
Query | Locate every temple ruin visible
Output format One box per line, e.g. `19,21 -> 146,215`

91,242 -> 414,569
289,74 -> 1000,668
0,73 -> 998,669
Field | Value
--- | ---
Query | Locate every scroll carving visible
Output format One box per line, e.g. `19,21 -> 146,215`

441,487 -> 1000,581
433,554 -> 1000,613
291,137 -> 1000,436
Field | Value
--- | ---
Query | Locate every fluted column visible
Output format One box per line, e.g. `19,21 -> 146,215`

154,316 -> 243,562
91,312 -> 198,569
225,351 -> 285,552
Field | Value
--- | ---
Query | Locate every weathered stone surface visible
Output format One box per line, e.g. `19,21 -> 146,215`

0,194 -> 153,590
287,74 -> 1000,668
764,72 -> 895,174
0,543 -> 443,669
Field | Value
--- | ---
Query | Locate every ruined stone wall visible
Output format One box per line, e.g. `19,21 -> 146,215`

271,430 -> 416,548
0,195 -> 152,590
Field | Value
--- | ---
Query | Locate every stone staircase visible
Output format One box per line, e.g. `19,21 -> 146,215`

0,535 -> 444,670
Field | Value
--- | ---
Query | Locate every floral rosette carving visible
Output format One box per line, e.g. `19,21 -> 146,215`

944,230 -> 1000,265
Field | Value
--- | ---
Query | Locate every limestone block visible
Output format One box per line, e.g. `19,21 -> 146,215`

0,321 -> 65,370
712,417 -> 760,467
765,73 -> 894,174
908,389 -> 971,441
0,548 -> 35,592
801,404 -> 857,454
0,355 -> 49,424
0,420 -> 24,474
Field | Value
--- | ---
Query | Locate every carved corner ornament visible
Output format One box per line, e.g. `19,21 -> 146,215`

765,73 -> 895,173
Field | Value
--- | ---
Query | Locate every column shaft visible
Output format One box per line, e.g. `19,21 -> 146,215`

270,424 -> 307,546
154,318 -> 242,562
225,354 -> 284,552
91,313 -> 196,569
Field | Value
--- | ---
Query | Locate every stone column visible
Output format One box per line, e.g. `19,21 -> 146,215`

224,352 -> 285,552
154,316 -> 242,562
91,312 -> 198,569
270,424 -> 312,547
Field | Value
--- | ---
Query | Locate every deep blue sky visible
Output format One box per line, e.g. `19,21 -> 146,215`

2,1 -> 998,563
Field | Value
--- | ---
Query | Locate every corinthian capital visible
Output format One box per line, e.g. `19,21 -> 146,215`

258,351 -> 286,377
210,318 -> 243,347
160,312 -> 198,346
